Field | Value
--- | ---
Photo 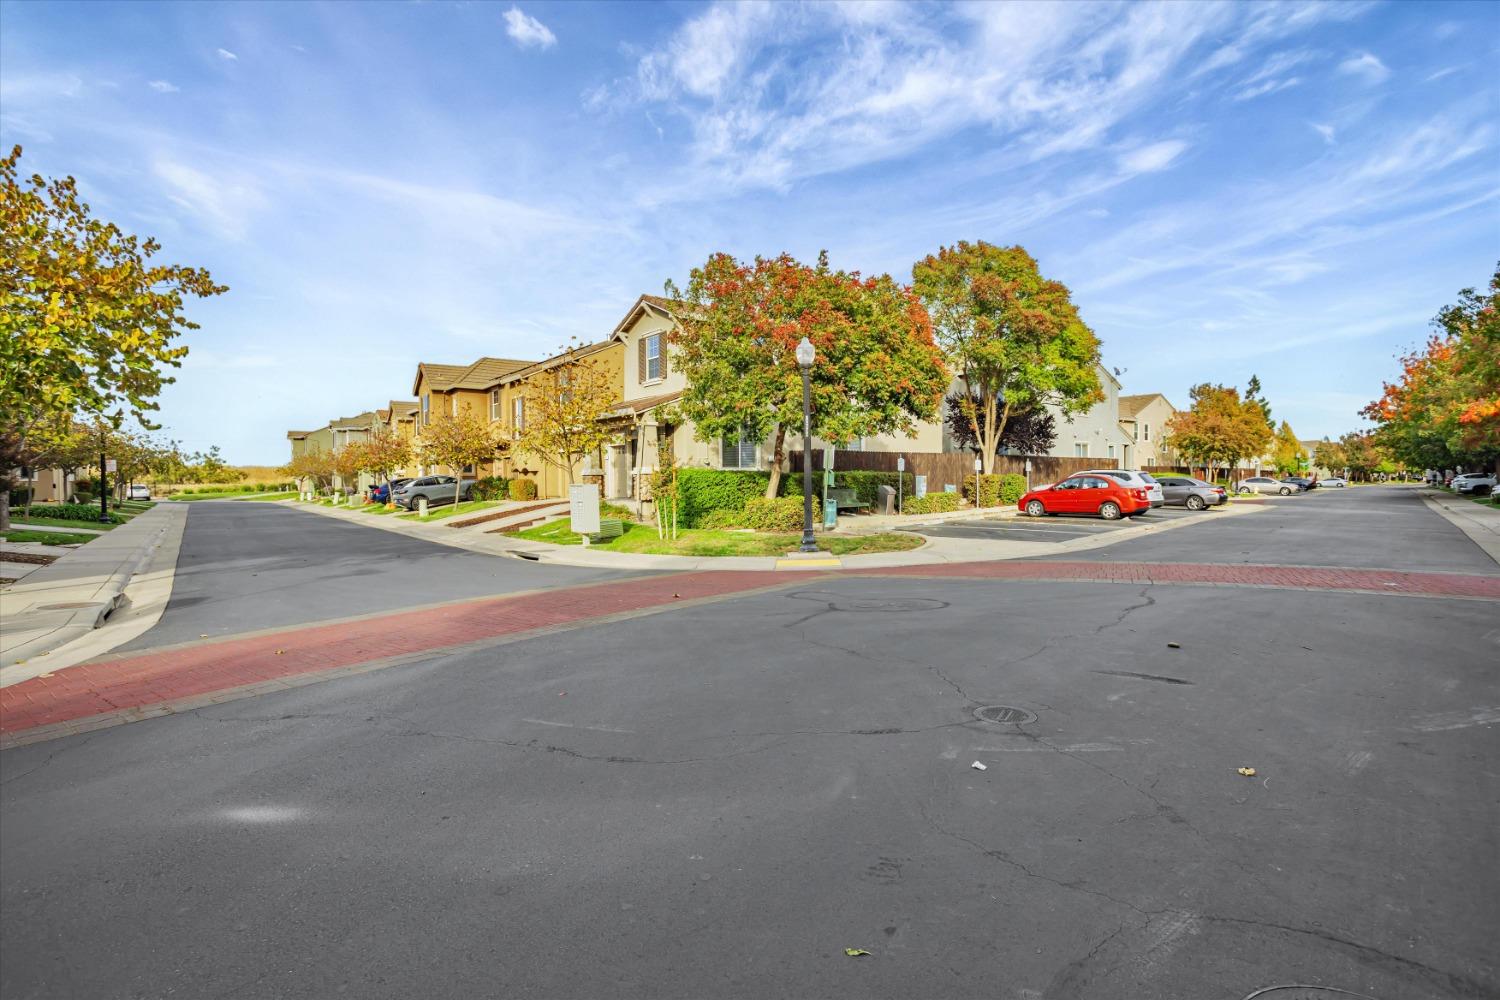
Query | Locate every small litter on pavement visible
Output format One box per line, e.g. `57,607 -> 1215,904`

1167,642 -> 1181,649
844,949 -> 871,958
971,761 -> 987,771
1237,767 -> 1257,777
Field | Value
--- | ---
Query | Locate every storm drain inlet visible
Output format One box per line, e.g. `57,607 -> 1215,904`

974,705 -> 1037,725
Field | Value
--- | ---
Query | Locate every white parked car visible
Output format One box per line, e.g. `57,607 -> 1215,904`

1318,477 -> 1348,488
1083,469 -> 1165,507
126,484 -> 152,500
1454,473 -> 1496,495
1237,476 -> 1298,496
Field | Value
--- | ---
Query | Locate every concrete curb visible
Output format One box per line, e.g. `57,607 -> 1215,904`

0,506 -> 183,669
1419,489 -> 1500,566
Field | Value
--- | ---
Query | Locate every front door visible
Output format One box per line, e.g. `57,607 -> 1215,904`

609,445 -> 629,499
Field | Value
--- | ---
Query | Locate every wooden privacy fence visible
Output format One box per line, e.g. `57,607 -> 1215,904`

788,450 -> 1117,487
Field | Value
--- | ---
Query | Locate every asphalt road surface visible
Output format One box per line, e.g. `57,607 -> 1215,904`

912,503 -> 1205,543
2,486 -> 1495,1000
119,501 -> 638,649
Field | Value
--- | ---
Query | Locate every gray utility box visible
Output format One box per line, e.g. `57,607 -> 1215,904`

876,484 -> 897,514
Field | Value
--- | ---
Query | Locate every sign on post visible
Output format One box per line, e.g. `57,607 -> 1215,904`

104,459 -> 118,473
569,483 -> 601,536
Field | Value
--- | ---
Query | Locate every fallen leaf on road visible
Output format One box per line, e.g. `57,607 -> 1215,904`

971,761 -> 987,771
844,948 -> 871,957
1237,767 -> 1257,777
275,649 -> 285,655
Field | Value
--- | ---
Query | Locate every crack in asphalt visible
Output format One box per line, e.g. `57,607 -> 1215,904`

0,736 -> 98,788
1092,585 -> 1157,635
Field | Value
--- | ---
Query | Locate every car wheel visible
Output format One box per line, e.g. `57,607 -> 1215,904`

1239,486 -> 1253,494
1025,500 -> 1046,517
1279,486 -> 1292,495
1099,501 -> 1121,520
1185,495 -> 1205,510
410,495 -> 425,510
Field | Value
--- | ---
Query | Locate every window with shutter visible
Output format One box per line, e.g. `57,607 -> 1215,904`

637,337 -> 647,383
645,334 -> 661,381
720,424 -> 759,469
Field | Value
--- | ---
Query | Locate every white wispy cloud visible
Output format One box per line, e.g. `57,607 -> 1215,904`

148,80 -> 179,93
216,48 -> 238,61
153,159 -> 267,241
1118,140 -> 1189,175
503,7 -> 557,50
1338,51 -> 1389,83
1310,122 -> 1336,144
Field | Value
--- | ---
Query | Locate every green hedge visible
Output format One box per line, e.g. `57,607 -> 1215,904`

470,476 -> 510,501
26,503 -> 124,523
782,470 -> 915,506
902,491 -> 961,515
673,468 -> 771,527
508,478 -> 538,501
962,473 -> 1028,507
700,495 -> 822,532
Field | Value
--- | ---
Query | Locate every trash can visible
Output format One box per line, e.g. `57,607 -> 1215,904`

876,484 -> 896,515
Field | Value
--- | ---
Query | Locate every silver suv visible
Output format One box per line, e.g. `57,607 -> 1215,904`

1084,469 -> 1164,507
392,475 -> 472,510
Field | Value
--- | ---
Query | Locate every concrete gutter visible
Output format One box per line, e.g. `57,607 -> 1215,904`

0,505 -> 185,670
1419,489 -> 1500,565
285,495 -> 1262,571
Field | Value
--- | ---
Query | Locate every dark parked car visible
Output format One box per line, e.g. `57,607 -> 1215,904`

1153,475 -> 1227,510
368,479 -> 412,505
1281,476 -> 1314,490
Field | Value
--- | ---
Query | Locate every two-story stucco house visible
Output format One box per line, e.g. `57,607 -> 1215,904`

1042,367 -> 1138,467
409,357 -> 534,478
1117,393 -> 1180,468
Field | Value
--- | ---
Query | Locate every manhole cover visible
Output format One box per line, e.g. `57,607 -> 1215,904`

975,705 -> 1037,725
829,598 -> 947,613
35,602 -> 101,611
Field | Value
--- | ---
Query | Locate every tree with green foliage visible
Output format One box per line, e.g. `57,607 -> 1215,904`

1,145 -> 225,527
670,250 -> 949,498
1362,263 -> 1499,472
515,346 -> 619,488
1163,383 -> 1274,482
357,428 -> 414,506
1312,438 -> 1346,476
912,242 -> 1103,474
418,411 -> 501,500
1271,420 -> 1303,475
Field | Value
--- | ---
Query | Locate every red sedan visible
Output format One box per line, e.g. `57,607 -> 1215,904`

1019,474 -> 1152,520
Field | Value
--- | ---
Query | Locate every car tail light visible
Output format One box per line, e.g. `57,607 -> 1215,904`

1214,488 -> 1226,494
1133,488 -> 1147,500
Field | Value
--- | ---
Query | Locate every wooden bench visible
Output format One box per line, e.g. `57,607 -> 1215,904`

588,518 -> 625,543
825,488 -> 868,514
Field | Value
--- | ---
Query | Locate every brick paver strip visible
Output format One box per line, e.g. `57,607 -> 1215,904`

0,570 -> 775,739
4,561 -> 1497,742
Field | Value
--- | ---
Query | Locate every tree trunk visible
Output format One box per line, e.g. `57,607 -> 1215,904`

765,422 -> 787,499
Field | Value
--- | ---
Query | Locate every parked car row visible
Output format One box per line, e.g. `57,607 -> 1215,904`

1452,472 -> 1496,495
1018,469 -> 1228,520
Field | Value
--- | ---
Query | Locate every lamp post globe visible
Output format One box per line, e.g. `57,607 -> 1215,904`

797,338 -> 817,553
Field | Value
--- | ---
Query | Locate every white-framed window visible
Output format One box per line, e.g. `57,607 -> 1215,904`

512,396 -> 525,436
1107,444 -> 1115,459
720,424 -> 758,469
1144,423 -> 1150,441
421,394 -> 430,425
558,367 -> 572,404
645,334 -> 662,382
489,390 -> 501,421
845,437 -> 864,452
1074,443 -> 1088,458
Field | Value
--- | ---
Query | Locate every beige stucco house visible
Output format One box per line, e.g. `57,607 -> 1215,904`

1117,393 -> 1180,468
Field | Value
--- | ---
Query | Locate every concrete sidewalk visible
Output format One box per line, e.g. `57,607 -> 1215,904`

1421,489 -> 1500,564
284,496 -> 1263,571
0,505 -> 185,669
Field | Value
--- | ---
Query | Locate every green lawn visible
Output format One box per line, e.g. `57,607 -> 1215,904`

514,518 -> 924,557
235,491 -> 299,502
8,516 -> 113,531
3,529 -> 98,546
395,500 -> 505,523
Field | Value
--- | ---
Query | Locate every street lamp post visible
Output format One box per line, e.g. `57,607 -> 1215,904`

796,337 -> 817,553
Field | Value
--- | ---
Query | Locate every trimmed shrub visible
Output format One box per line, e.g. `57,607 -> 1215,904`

741,495 -> 821,532
470,476 -> 510,501
27,503 -> 124,523
601,501 -> 637,522
963,473 -> 1028,507
8,488 -> 32,506
698,509 -> 744,530
902,491 -> 961,515
675,468 -> 770,527
508,478 -> 538,501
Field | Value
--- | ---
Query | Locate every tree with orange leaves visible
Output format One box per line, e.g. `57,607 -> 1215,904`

1363,263 -> 1499,470
668,251 -> 948,497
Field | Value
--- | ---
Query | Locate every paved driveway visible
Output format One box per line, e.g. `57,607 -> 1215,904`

910,504 -> 1207,543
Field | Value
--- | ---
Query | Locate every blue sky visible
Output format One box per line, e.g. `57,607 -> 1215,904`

3,0 -> 1496,464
